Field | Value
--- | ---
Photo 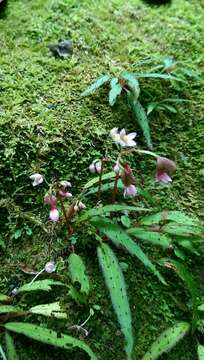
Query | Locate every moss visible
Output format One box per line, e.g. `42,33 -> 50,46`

0,0 -> 204,359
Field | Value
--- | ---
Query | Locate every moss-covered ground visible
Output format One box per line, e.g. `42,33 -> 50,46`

0,0 -> 204,359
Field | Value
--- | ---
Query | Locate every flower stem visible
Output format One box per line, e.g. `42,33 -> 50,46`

112,174 -> 119,204
58,195 -> 73,235
97,159 -> 104,201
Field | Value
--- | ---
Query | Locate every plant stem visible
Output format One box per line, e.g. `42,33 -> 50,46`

112,174 -> 119,204
97,159 -> 104,201
29,268 -> 44,285
58,196 -> 73,235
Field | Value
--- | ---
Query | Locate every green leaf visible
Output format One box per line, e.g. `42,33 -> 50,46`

130,99 -> 152,149
68,286 -> 86,304
121,215 -> 131,228
76,204 -> 149,224
140,211 -> 200,226
147,103 -> 157,115
92,217 -> 166,284
127,227 -> 171,249
0,305 -> 22,314
83,179 -> 124,197
120,72 -> 140,100
4,323 -> 97,360
142,322 -> 190,360
29,302 -> 67,319
135,73 -> 184,81
0,294 -> 10,303
160,259 -> 198,329
68,254 -> 90,294
5,332 -> 18,360
83,171 -> 115,190
198,344 -> 204,360
109,81 -> 122,106
81,75 -> 111,97
0,345 -> 7,360
97,243 -> 133,359
18,280 -> 65,293
177,239 -> 200,256
162,223 -> 204,237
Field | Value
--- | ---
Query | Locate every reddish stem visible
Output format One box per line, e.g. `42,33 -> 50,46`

97,160 -> 104,201
58,195 -> 73,235
112,174 -> 119,204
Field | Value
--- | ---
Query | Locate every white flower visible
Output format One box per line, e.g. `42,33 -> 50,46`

95,161 -> 102,174
60,180 -> 72,189
30,173 -> 43,186
89,163 -> 96,173
110,128 -> 120,143
113,162 -> 120,174
119,129 -> 137,147
78,201 -> 86,210
45,261 -> 56,273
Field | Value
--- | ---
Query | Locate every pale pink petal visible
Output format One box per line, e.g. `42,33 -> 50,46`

89,163 -> 96,173
49,208 -> 59,222
126,139 -> 136,147
123,184 -> 137,198
44,194 -> 57,207
120,128 -> 126,137
155,172 -> 172,184
110,127 -> 118,136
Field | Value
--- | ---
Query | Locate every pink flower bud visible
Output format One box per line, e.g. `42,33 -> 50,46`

44,194 -> 57,208
49,208 -> 59,222
123,184 -> 137,198
155,157 -> 176,184
58,190 -> 72,198
89,163 -> 96,173
95,161 -> 102,174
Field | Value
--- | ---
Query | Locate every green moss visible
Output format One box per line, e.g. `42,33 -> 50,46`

0,0 -> 204,359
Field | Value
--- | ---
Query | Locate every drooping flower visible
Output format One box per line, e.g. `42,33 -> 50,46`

119,128 -> 137,147
124,184 -> 137,198
60,180 -> 72,189
30,173 -> 43,186
49,208 -> 59,222
58,190 -> 72,198
45,261 -> 56,273
155,156 -> 176,184
44,194 -> 57,208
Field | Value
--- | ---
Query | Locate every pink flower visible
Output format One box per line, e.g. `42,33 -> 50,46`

49,208 -> 59,222
44,194 -> 57,208
155,157 -> 176,184
58,190 -> 72,198
123,184 -> 137,198
78,201 -> 86,210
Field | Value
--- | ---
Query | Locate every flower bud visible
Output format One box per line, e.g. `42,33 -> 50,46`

121,164 -> 135,187
30,173 -> 43,186
58,190 -> 72,198
89,163 -> 96,173
95,161 -> 102,174
74,204 -> 79,212
45,261 -> 56,273
60,181 -> 72,189
123,184 -> 137,198
78,201 -> 86,210
49,208 -> 59,222
113,163 -> 120,174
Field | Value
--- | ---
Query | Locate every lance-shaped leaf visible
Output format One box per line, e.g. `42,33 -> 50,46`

5,332 -> 18,360
76,204 -> 149,224
127,227 -> 171,249
135,73 -> 184,81
129,98 -> 152,149
159,258 -> 198,329
120,72 -> 140,100
18,280 -> 65,293
162,223 -> 204,237
4,323 -> 97,360
198,344 -> 204,360
92,217 -> 166,284
97,242 -> 133,359
29,302 -> 67,319
83,171 -> 115,190
142,322 -> 190,360
0,305 -> 22,314
68,254 -> 90,295
0,294 -> 10,303
81,75 -> 111,97
140,211 -> 200,226
109,78 -> 122,106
